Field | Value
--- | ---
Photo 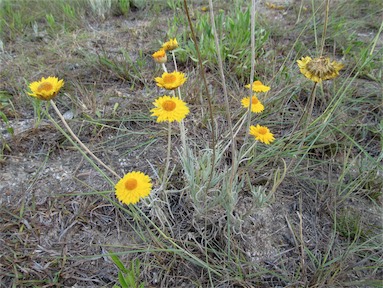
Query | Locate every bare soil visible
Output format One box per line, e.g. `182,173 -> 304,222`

1,1 -> 382,287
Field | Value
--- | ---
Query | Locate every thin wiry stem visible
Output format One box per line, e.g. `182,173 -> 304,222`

286,82 -> 317,144
298,193 -> 307,283
161,54 -> 187,159
171,53 -> 187,155
207,1 -> 237,176
171,51 -> 177,71
282,82 -> 317,172
305,83 -> 317,131
295,0 -> 305,24
208,0 -> 236,160
244,0 -> 257,145
311,0 -> 318,53
162,121 -> 172,190
183,0 -> 216,192
172,51 -> 183,100
161,63 -> 167,73
183,2 -> 216,285
208,0 -> 238,263
369,16 -> 383,56
50,100 -> 120,179
320,0 -> 330,57
296,82 -> 317,154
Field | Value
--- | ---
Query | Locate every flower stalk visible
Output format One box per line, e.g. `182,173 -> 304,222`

245,0 -> 257,145
50,100 -> 120,179
162,121 -> 172,189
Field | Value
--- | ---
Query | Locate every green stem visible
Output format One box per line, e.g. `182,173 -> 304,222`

369,18 -> 383,56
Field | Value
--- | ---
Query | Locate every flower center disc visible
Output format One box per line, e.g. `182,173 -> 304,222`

125,178 -> 138,190
37,82 -> 53,92
162,100 -> 176,111
259,127 -> 267,135
306,57 -> 334,77
164,74 -> 176,83
251,97 -> 259,104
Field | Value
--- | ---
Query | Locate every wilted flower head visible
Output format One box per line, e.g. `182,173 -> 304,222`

28,76 -> 64,101
152,49 -> 167,64
162,38 -> 178,51
155,71 -> 187,90
151,95 -> 189,123
249,124 -> 275,144
245,80 -> 270,92
115,171 -> 152,205
297,56 -> 344,82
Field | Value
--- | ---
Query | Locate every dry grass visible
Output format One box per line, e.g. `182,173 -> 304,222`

0,0 -> 382,287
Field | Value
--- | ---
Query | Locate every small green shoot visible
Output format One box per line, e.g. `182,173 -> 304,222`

110,255 -> 144,288
118,0 -> 130,16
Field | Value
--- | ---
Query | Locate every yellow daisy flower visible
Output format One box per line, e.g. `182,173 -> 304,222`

28,76 -> 64,101
249,124 -> 275,144
162,38 -> 178,51
151,95 -> 190,123
297,56 -> 344,82
265,2 -> 285,10
155,71 -> 187,90
241,95 -> 265,113
152,49 -> 167,64
245,80 -> 270,92
115,171 -> 152,205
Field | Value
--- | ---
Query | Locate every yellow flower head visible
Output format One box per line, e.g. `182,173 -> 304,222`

28,76 -> 64,101
241,95 -> 265,113
297,56 -> 344,82
151,95 -> 190,123
115,171 -> 152,205
152,49 -> 167,64
155,71 -> 187,90
265,2 -> 285,10
162,38 -> 178,51
245,80 -> 270,92
249,124 -> 275,144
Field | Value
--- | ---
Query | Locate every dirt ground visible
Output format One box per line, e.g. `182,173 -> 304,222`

1,1 -> 382,287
